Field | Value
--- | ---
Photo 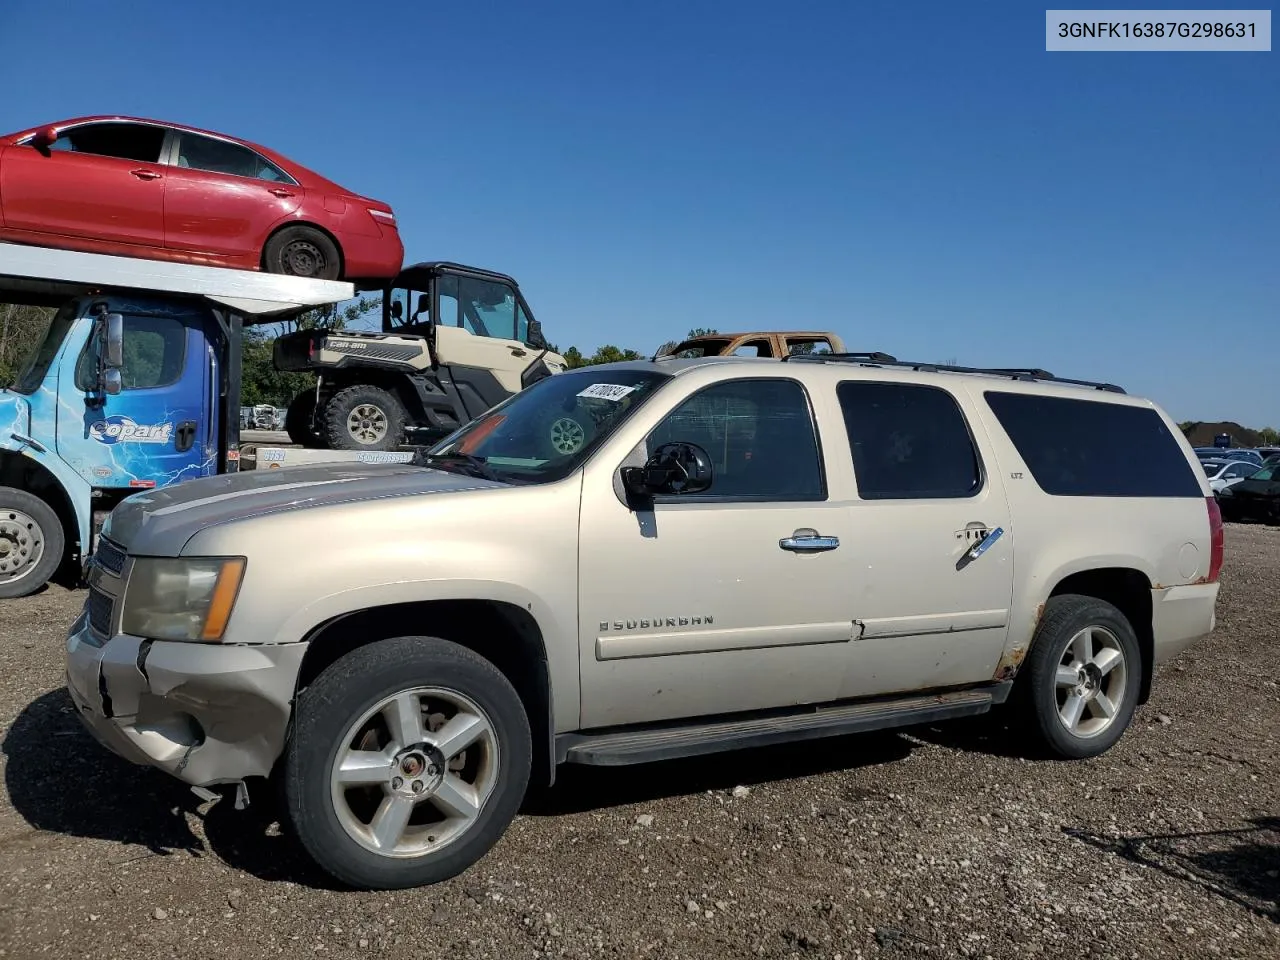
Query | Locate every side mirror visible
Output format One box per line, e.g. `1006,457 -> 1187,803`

31,126 -> 57,150
527,318 -> 547,349
103,312 -> 124,368
621,442 -> 713,501
102,368 -> 122,396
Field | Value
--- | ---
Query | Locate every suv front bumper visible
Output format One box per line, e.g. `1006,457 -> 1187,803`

64,610 -> 306,787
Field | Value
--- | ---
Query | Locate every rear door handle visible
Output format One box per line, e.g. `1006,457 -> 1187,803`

268,187 -> 294,197
780,528 -> 840,552
130,169 -> 162,180
510,347 -> 528,357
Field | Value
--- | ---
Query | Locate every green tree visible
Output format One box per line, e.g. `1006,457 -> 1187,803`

1259,426 -> 1279,446
0,303 -> 56,386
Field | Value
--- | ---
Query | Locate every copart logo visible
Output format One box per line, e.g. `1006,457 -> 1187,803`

90,416 -> 174,445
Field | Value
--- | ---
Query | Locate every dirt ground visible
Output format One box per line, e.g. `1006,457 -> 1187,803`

1,525 -> 1277,960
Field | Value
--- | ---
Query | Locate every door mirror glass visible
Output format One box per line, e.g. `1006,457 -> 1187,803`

102,368 -> 122,396
621,442 -> 714,500
103,312 -> 124,368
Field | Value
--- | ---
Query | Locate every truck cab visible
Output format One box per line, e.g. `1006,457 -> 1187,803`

0,241 -> 355,597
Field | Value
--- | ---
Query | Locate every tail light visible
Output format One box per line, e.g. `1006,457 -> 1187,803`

1206,496 -> 1224,582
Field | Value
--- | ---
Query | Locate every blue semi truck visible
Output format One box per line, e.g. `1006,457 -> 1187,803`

0,242 -> 366,598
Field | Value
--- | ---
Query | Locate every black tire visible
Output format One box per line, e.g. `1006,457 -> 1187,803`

282,636 -> 532,890
1021,594 -> 1142,759
322,384 -> 407,451
284,390 -> 320,447
263,225 -> 342,281
0,486 -> 64,600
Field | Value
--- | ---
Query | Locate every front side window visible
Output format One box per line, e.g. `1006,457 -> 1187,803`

176,132 -> 292,182
75,315 -> 187,391
646,378 -> 825,500
45,122 -> 165,162
838,381 -> 982,500
457,277 -> 517,340
426,368 -> 671,483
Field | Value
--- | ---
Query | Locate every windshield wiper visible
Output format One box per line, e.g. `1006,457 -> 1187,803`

414,452 -> 504,483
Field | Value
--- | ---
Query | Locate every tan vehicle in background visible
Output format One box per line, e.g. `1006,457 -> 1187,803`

660,329 -> 845,358
65,349 -> 1221,891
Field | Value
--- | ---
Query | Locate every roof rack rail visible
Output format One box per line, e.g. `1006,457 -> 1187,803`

781,351 -> 898,364
783,352 -> 1126,394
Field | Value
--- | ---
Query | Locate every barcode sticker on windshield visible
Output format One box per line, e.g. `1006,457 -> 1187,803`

577,383 -> 637,401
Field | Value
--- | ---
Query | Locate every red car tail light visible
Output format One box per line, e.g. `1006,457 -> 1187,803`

367,207 -> 397,229
1206,496 -> 1224,582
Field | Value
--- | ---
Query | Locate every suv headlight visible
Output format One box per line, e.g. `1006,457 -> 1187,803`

121,557 -> 246,642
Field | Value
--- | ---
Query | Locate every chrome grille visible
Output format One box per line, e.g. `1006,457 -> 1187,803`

94,537 -> 127,576
87,586 -> 114,637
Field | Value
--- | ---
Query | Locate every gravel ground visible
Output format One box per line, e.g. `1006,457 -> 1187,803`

1,524 -> 1277,959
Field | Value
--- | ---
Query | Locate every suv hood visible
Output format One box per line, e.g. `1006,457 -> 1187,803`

101,461 -> 503,556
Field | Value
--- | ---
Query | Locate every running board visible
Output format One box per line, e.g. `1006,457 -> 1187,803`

556,685 -> 1008,766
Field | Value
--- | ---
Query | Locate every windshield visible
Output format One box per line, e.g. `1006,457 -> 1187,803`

425,368 -> 672,483
1247,464 -> 1276,482
1200,460 -> 1226,475
9,303 -> 74,394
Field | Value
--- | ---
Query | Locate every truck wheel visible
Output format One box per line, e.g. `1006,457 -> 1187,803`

282,636 -> 531,890
284,390 -> 320,447
0,487 -> 64,599
1021,594 -> 1142,759
323,385 -> 406,451
263,226 -> 342,281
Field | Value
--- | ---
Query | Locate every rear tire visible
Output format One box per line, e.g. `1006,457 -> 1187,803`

0,487 -> 64,599
284,390 -> 320,447
282,636 -> 531,890
263,226 -> 342,281
1021,594 -> 1142,759
323,385 -> 407,451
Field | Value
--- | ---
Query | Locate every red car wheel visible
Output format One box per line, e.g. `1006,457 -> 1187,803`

264,225 -> 342,280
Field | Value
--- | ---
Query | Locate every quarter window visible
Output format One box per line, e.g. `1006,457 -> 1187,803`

838,381 -> 982,499
983,391 -> 1202,498
646,378 -> 824,500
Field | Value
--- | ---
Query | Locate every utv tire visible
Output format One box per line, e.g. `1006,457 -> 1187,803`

284,390 -> 320,447
323,385 -> 407,451
0,487 -> 64,600
282,636 -> 532,890
1021,594 -> 1142,760
263,226 -> 342,281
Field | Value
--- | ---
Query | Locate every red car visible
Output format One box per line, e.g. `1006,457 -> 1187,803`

0,115 -> 402,284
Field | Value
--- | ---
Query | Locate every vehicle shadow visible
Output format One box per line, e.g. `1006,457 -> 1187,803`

1063,819 -> 1280,922
900,704 -> 1050,760
4,688 -> 932,885
2,688 -> 338,889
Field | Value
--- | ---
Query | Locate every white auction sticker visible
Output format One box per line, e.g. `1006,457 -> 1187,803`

577,383 -> 637,401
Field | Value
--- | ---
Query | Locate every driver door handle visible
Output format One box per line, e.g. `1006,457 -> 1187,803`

130,169 -> 162,180
780,529 -> 840,552
510,347 -> 528,357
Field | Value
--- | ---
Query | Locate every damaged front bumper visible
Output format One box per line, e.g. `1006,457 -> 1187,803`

64,610 -> 306,787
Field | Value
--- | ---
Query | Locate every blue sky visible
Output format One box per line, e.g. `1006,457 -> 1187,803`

2,1 -> 1276,426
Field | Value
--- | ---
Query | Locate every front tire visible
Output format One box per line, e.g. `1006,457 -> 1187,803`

323,384 -> 407,451
263,226 -> 342,281
283,636 -> 532,890
0,487 -> 64,599
1022,594 -> 1142,759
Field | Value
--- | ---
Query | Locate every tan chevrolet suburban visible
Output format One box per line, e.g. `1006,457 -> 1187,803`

65,351 -> 1222,890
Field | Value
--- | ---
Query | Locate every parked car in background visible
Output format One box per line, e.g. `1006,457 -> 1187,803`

0,116 -> 402,284
1200,458 -> 1258,495
1194,447 -> 1264,468
1217,462 -> 1280,524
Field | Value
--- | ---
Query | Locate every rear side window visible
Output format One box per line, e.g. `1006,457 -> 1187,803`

983,391 -> 1202,497
837,381 -> 982,499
